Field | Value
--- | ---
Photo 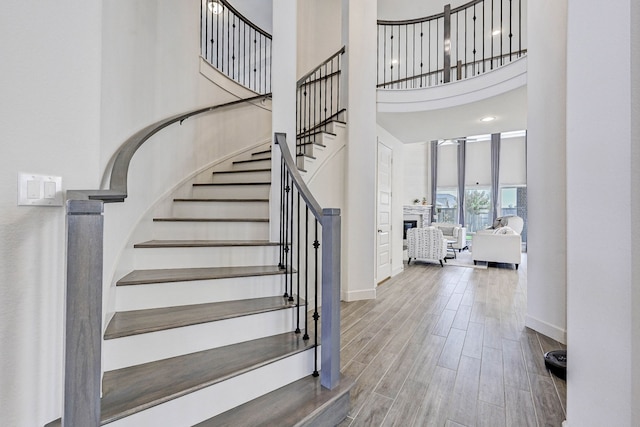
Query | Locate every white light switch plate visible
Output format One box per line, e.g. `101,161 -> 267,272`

18,173 -> 63,206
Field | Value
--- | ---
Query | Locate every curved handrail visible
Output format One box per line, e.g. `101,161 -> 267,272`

377,0 -> 484,25
274,132 -> 323,221
216,0 -> 271,39
67,94 -> 271,203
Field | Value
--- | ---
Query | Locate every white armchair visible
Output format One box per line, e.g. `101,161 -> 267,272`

407,227 -> 448,267
471,216 -> 523,269
431,223 -> 467,251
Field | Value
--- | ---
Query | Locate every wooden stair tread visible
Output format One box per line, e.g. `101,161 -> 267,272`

100,332 -> 314,424
152,217 -> 269,222
251,148 -> 272,156
193,182 -> 271,186
297,141 -> 326,148
173,198 -> 269,202
195,375 -> 354,427
296,130 -> 337,139
232,158 -> 270,165
134,239 -> 279,248
212,168 -> 270,174
105,296 -> 299,339
117,265 -> 290,286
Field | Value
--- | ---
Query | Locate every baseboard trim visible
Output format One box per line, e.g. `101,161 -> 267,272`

391,266 -> 404,277
525,315 -> 567,344
341,288 -> 376,302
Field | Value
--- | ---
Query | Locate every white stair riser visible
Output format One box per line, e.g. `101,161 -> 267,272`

191,184 -> 270,199
115,274 -> 290,311
103,307 -> 306,371
250,152 -> 271,160
231,159 -> 271,171
172,200 -> 269,218
133,246 -> 280,270
152,221 -> 269,240
211,170 -> 271,183
107,349 -> 317,427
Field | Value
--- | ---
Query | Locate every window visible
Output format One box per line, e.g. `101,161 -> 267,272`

500,186 -> 527,243
435,188 -> 458,223
464,187 -> 492,232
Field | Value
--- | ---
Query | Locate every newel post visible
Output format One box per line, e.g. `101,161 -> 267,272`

64,199 -> 103,427
320,208 -> 341,389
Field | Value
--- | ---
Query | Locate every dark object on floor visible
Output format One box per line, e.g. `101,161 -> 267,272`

544,349 -> 567,380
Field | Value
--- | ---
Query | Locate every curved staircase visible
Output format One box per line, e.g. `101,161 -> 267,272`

49,143 -> 352,426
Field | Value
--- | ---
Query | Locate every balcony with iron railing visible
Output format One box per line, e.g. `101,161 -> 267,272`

377,0 -> 527,90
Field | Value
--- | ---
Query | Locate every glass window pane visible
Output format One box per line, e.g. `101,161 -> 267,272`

464,188 -> 492,232
435,188 -> 458,223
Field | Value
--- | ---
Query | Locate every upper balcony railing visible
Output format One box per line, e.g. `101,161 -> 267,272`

377,0 -> 527,89
200,0 -> 272,94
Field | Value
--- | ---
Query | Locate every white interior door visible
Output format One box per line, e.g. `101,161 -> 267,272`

377,141 -> 392,283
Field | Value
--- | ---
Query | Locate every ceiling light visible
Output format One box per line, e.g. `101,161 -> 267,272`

391,59 -> 398,65
480,116 -> 496,122
208,0 -> 223,14
492,29 -> 501,36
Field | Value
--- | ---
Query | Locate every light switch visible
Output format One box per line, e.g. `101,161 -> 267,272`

18,173 -> 63,206
27,180 -> 41,199
44,181 -> 57,199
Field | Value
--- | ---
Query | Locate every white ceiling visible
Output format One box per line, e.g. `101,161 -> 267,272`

377,86 -> 527,143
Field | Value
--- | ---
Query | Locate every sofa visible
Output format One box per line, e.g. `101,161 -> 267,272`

431,223 -> 467,251
471,216 -> 523,269
407,227 -> 448,267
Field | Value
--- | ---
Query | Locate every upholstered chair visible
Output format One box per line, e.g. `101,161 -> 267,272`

431,223 -> 467,251
407,227 -> 448,267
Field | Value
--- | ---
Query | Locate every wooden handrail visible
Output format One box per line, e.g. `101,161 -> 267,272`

67,94 -> 271,203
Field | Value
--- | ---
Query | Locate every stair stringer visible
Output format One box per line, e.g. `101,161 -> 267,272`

104,138 -> 272,331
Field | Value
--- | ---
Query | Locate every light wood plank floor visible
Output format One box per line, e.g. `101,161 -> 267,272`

338,254 -> 567,427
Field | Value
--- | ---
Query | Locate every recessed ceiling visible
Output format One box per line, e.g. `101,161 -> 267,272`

377,86 -> 527,143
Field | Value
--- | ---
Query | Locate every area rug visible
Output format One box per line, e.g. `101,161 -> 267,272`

444,251 -> 488,269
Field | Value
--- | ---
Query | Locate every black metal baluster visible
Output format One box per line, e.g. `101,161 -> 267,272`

404,23 -> 408,88
390,27 -> 394,86
383,25 -> 387,86
491,0 -> 494,69
253,31 -> 257,91
279,157 -> 285,269
216,1 -> 220,68
322,65 -> 326,132
420,22 -> 424,87
482,0 -> 485,73
500,0 -> 503,66
428,21 -> 431,86
283,173 -> 290,297
312,220 -> 320,377
473,4 -> 477,75
288,174 -> 294,302
465,8 -> 468,78
295,192 -> 301,333
509,0 -> 513,61
518,0 -> 522,56
303,206 -> 309,341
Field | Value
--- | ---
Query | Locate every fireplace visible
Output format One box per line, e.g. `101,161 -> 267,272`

403,220 -> 418,239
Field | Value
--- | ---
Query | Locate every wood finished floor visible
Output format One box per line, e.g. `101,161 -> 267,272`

338,254 -> 567,427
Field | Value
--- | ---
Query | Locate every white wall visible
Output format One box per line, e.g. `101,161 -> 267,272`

402,143 -> 429,204
297,0 -> 343,77
377,125 -> 406,277
525,0 -> 567,343
0,2 -> 102,426
566,0 -> 636,425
